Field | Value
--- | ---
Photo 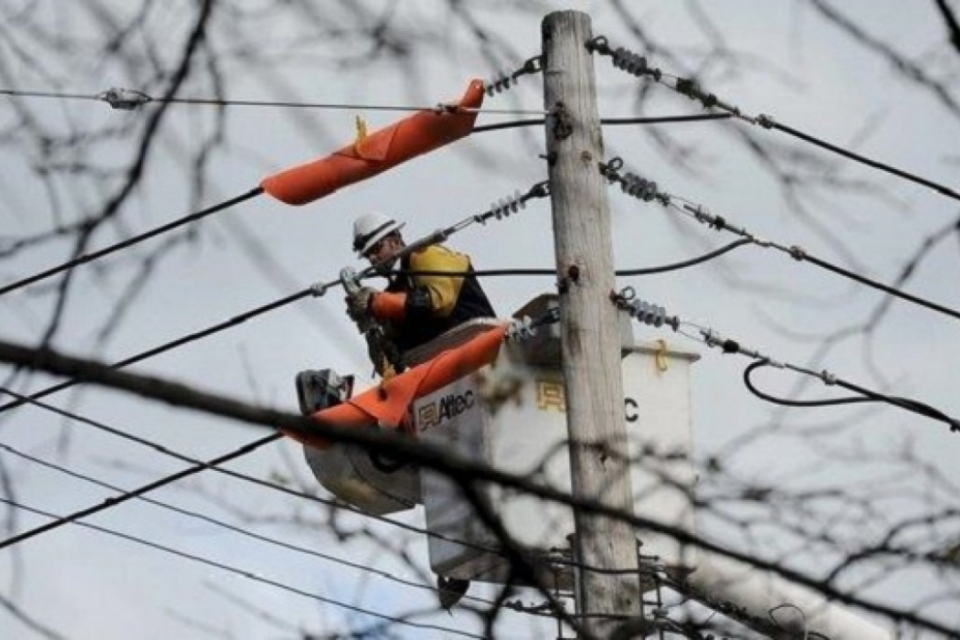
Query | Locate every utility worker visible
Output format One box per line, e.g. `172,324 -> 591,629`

346,211 -> 493,609
345,212 -> 496,363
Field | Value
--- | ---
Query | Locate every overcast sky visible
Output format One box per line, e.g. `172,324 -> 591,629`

2,1 -> 959,638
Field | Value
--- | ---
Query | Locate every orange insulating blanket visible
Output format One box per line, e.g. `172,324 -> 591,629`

286,324 -> 506,450
261,79 -> 485,206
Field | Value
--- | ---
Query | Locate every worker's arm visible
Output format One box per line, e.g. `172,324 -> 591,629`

369,245 -> 469,322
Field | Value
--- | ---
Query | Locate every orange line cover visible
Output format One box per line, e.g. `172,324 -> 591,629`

287,324 -> 506,450
261,80 -> 485,206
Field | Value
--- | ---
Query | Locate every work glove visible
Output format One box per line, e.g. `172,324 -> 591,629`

345,287 -> 375,325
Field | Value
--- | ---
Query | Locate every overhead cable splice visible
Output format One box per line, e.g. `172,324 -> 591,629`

610,287 -> 960,436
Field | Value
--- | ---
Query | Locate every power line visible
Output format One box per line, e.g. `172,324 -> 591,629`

0,496 -> 486,639
0,439 -> 503,611
0,288 -> 313,415
472,113 -> 732,133
1,336 -> 954,637
0,433 -> 281,550
587,36 -> 960,204
611,288 -> 960,435
0,181 -> 549,415
0,86 -> 548,115
388,239 -> 752,280
0,386 -> 514,567
600,156 -> 960,323
0,187 -> 263,299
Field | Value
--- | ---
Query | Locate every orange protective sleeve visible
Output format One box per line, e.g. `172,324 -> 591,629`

284,324 -> 506,450
370,291 -> 407,322
261,79 -> 485,206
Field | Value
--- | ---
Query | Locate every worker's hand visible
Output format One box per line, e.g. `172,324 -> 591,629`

345,287 -> 375,324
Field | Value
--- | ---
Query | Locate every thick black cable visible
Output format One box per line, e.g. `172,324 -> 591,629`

743,360 -> 872,408
472,113 -> 731,133
796,250 -> 960,322
0,433 -> 281,550
0,288 -> 312,415
0,187 -> 263,298
0,498 -> 485,639
766,120 -> 960,203
743,360 -> 960,433
383,240 -> 751,280
616,239 -> 751,275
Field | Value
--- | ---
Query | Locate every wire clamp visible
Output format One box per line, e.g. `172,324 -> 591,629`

310,281 -> 330,297
506,316 -> 537,342
98,87 -> 152,110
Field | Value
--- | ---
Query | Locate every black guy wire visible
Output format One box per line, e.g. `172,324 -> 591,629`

0,288 -> 312,415
588,35 -> 960,204
0,187 -> 263,298
0,497 -> 486,639
472,112 -> 731,133
0,433 -> 281,550
0,439 -> 504,611
601,157 -> 960,324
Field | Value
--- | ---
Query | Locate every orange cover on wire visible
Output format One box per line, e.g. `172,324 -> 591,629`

286,324 -> 506,450
261,80 -> 485,206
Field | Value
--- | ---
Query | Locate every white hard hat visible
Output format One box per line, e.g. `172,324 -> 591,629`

352,212 -> 405,256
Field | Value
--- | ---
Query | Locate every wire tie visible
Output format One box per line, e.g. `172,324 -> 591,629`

788,245 -> 807,261
820,370 -> 837,385
757,114 -> 776,129
98,87 -> 151,110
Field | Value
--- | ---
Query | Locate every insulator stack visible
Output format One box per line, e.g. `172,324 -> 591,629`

612,48 -> 662,81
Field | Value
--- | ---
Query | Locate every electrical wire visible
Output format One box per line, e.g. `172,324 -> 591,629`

745,360 -> 960,431
587,36 -> 960,204
612,290 -> 960,435
0,86 -> 547,115
0,433 -> 281,550
600,157 -> 960,323
0,288 -> 313,415
0,187 -> 264,298
385,239 -> 751,280
0,439 -> 502,611
0,386 -> 515,568
0,496 -> 486,639
472,112 -> 731,133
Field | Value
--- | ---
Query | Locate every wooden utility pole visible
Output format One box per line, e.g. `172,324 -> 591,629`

541,10 -> 642,637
